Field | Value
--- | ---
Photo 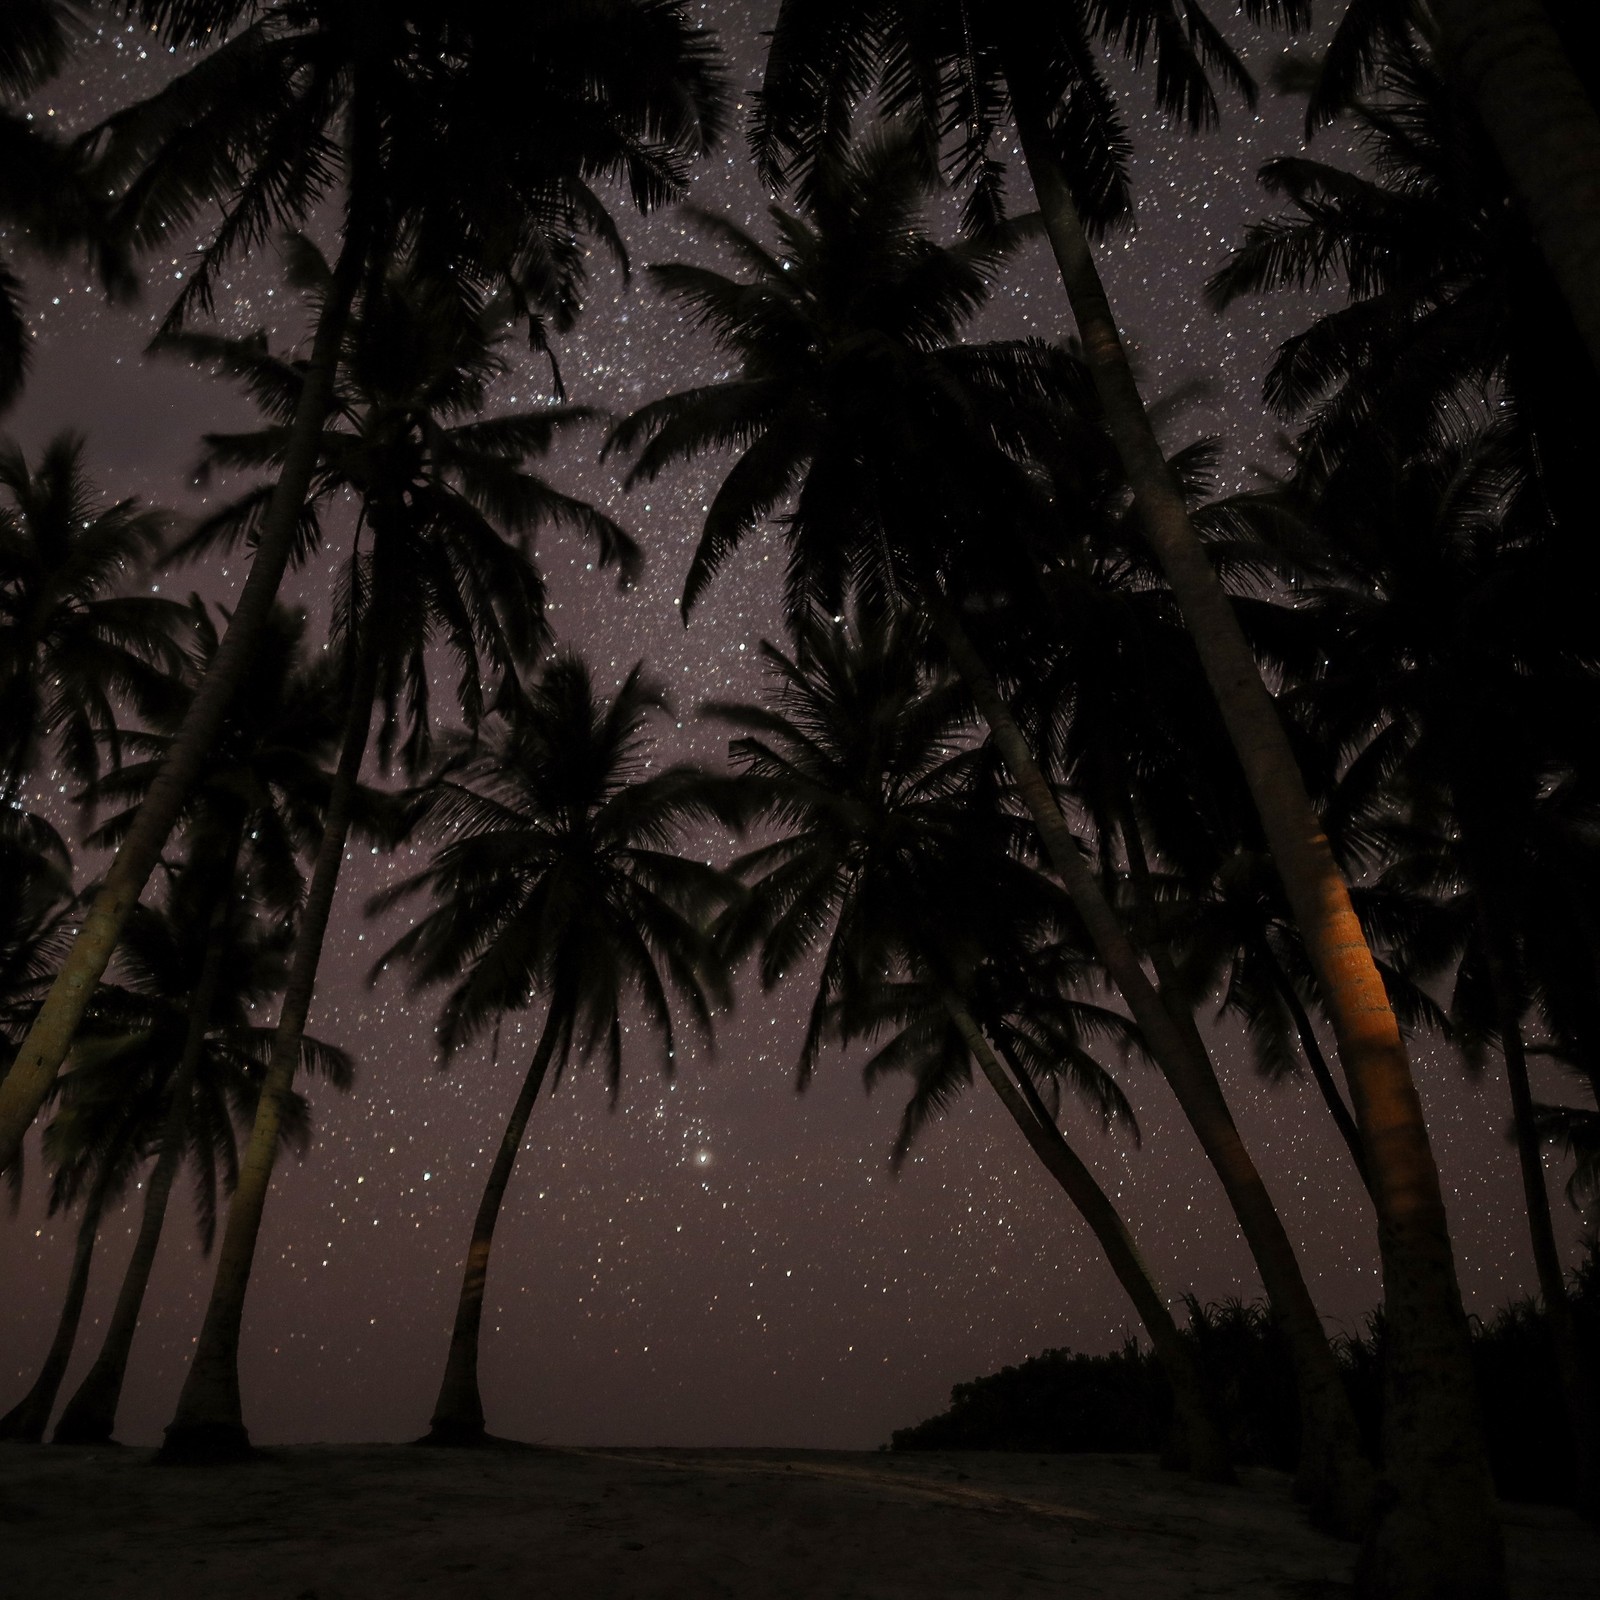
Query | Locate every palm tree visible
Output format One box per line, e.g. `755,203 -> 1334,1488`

0,432 -> 190,801
1245,431 -> 1600,1515
52,602 -> 350,1444
712,611 -> 1234,1481
47,881 -> 351,1446
610,136 -> 1371,1535
160,255 -> 629,1461
0,1041 -> 151,1442
0,0 -> 727,1173
753,19 -> 1501,1584
1315,0 -> 1600,380
0,881 -> 350,1444
372,655 -> 739,1445
0,1 -> 130,410
0,807 -> 74,1074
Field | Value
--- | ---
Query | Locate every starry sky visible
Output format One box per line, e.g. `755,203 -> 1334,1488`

0,2 -> 1584,1451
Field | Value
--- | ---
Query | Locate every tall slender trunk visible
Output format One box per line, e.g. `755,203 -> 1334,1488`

1266,948 -> 1373,1195
1476,904 -> 1600,1519
426,1008 -> 563,1445
160,622 -> 381,1463
926,595 -> 1372,1536
53,877 -> 236,1446
0,227 -> 371,1180
945,995 -> 1233,1480
0,1180 -> 107,1442
1432,0 -> 1600,380
999,53 -> 1499,1593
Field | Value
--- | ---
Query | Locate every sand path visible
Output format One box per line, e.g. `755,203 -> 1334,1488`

1,1443 -> 1591,1598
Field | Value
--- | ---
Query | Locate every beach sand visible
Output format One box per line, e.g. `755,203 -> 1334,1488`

1,1442 -> 1591,1598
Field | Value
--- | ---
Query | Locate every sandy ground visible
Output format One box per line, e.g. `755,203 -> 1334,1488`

1,1443 -> 1594,1599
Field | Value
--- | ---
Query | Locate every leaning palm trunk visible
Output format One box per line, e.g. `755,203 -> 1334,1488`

160,627 -> 380,1462
426,1009 -> 563,1444
998,50 -> 1501,1590
942,994 -> 1233,1480
0,1178 -> 108,1441
927,597 -> 1372,1536
1431,0 -> 1600,379
0,228 -> 369,1179
54,904 -> 234,1445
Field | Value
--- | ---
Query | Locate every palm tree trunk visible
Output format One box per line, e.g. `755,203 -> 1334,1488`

53,879 -> 236,1445
426,1008 -> 563,1445
0,1180 -> 106,1442
1266,950 -> 1372,1196
1476,905 -> 1600,1520
0,222 -> 371,1181
945,995 -> 1234,1480
1432,0 -> 1600,380
925,595 -> 1373,1535
160,622 -> 381,1463
998,55 -> 1499,1592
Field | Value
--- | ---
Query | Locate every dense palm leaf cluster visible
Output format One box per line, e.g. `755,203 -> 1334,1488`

0,5 -> 1596,1595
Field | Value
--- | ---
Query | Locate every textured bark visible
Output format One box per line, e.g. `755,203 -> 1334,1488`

1000,54 -> 1502,1593
0,1184 -> 105,1442
425,1010 -> 562,1445
946,996 -> 1233,1481
54,899 -> 233,1446
1433,0 -> 1600,380
0,231 -> 368,1180
160,625 -> 379,1463
927,596 -> 1372,1537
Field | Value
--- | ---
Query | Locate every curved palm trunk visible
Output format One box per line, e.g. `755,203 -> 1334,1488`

1476,906 -> 1600,1520
53,903 -> 234,1445
0,1180 -> 107,1442
160,626 -> 380,1464
0,224 -> 370,1180
998,56 -> 1500,1591
927,597 -> 1372,1535
944,995 -> 1233,1480
1433,0 -> 1600,380
1267,953 -> 1372,1196
426,1009 -> 563,1445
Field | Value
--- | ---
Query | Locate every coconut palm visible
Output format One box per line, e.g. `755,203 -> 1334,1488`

372,655 -> 740,1445
1248,429 -> 1600,1515
610,135 -> 1371,1534
1314,0 -> 1600,380
752,17 -> 1500,1581
0,1 -> 131,411
0,1039 -> 151,1442
712,611 -> 1233,1480
52,602 -> 351,1444
160,255 -> 628,1461
0,878 -> 350,1444
0,433 -> 190,802
0,0 -> 727,1174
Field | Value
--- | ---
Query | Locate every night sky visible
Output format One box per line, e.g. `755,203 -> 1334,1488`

0,2 -> 1583,1451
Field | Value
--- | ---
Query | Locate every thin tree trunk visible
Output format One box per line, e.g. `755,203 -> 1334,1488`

999,57 -> 1499,1593
948,997 -> 1233,1480
1433,0 -> 1600,380
1477,906 -> 1600,1520
1254,945 -> 1372,1195
54,882 -> 235,1446
0,1181 -> 106,1442
0,225 -> 370,1181
426,1008 -> 563,1445
925,595 -> 1373,1536
160,622 -> 380,1463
